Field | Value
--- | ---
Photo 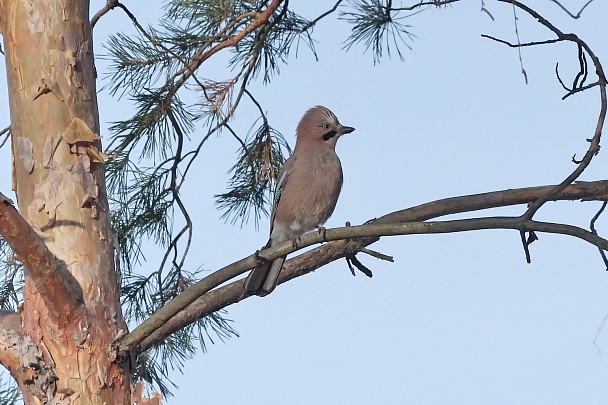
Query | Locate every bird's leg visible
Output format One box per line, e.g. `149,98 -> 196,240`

290,235 -> 300,248
316,225 -> 328,242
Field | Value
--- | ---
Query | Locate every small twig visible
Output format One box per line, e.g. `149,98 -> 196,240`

480,0 -> 494,21
384,0 -> 460,12
511,3 -> 528,84
555,63 -> 570,92
572,44 -> 588,89
488,1 -> 607,223
562,81 -> 600,100
91,0 -> 119,28
519,230 -> 532,263
590,201 -> 608,270
299,0 -> 344,32
223,124 -> 247,150
481,35 -> 562,48
345,255 -> 373,278
548,0 -> 595,19
345,256 -> 356,276
593,310 -> 608,356
0,126 -> 11,149
165,109 -> 193,275
360,247 -> 394,262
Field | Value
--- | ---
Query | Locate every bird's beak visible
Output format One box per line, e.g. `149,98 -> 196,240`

338,125 -> 355,135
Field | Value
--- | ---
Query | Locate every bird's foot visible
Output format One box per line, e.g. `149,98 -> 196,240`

290,235 -> 301,248
316,226 -> 328,242
254,249 -> 269,264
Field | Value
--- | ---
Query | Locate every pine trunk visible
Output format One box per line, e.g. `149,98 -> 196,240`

0,0 -> 131,403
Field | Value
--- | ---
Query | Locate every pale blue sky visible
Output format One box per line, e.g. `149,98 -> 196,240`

2,1 -> 608,404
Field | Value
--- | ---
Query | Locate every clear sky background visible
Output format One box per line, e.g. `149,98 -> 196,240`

2,1 -> 608,404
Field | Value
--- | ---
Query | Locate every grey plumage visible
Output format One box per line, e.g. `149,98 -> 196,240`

244,106 -> 355,296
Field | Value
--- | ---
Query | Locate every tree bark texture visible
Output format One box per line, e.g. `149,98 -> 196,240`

0,0 -> 130,403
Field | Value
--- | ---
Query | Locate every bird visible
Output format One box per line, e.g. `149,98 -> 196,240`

244,106 -> 355,296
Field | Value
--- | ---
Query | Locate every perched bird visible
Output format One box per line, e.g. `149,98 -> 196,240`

244,106 -> 355,296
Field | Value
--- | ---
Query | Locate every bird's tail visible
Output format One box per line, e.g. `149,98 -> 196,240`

244,255 -> 286,296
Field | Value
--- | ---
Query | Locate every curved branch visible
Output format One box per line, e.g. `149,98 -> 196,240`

91,0 -> 119,28
136,216 -> 607,351
490,0 -> 607,219
548,0 -> 596,19
118,180 -> 608,353
298,0 -> 344,32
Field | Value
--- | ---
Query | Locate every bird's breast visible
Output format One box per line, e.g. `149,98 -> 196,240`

273,150 -> 343,237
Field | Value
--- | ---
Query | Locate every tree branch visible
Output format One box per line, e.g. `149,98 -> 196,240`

136,216 -> 608,351
548,0 -> 596,19
0,126 -> 10,149
165,0 -> 284,102
385,0 -> 460,11
0,194 -> 84,323
490,0 -> 606,220
299,0 -> 344,32
107,0 -> 283,162
118,180 -> 608,353
90,0 -> 119,28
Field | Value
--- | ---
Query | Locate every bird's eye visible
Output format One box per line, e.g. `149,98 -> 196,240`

322,122 -> 331,130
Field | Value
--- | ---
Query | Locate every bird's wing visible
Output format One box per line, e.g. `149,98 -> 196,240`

269,168 -> 290,235
268,156 -> 296,237
273,169 -> 290,208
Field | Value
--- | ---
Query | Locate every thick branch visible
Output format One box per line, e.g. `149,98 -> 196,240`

0,194 -> 84,321
137,216 -> 608,351
120,180 -> 608,352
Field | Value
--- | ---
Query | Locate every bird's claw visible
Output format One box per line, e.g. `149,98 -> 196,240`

290,235 -> 301,248
254,249 -> 268,263
316,226 -> 328,242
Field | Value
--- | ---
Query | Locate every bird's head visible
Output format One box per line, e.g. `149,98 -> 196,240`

295,105 -> 355,148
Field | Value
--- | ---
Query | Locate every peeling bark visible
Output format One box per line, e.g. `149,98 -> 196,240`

0,0 -> 131,403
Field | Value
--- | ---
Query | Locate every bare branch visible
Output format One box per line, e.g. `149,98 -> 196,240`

510,3 -> 528,84
0,126 -> 10,149
120,180 -> 608,353
562,81 -> 599,100
485,1 -> 607,221
384,0 -> 460,12
360,247 -> 394,262
548,0 -> 596,19
590,201 -> 608,269
136,213 -> 608,352
481,35 -> 562,48
299,0 -> 344,32
91,0 -> 119,28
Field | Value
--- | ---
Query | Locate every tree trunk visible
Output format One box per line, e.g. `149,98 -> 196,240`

0,0 -> 131,403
